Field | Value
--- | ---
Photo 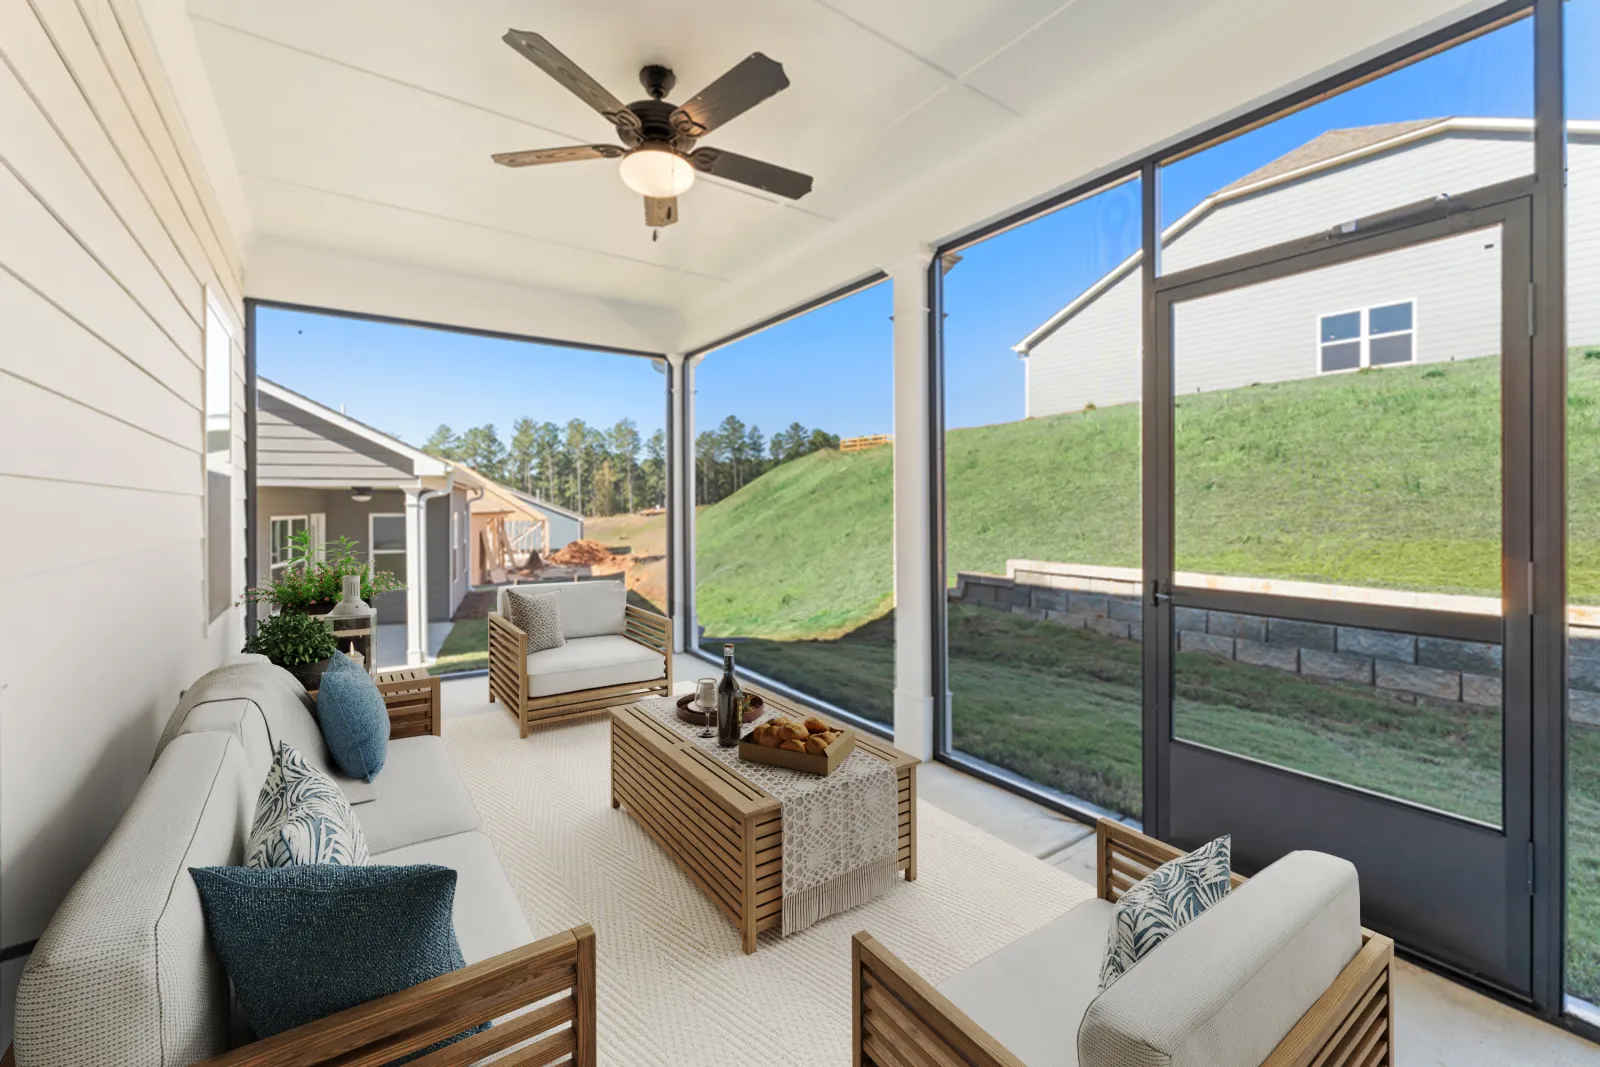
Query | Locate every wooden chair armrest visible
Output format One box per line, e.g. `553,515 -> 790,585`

196,924 -> 596,1067
622,604 -> 671,653
1262,929 -> 1394,1067
1095,817 -> 1246,902
488,612 -> 529,675
852,931 -> 1025,1067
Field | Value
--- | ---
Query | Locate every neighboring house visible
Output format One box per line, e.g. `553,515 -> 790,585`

255,379 -> 476,666
1016,118 -> 1600,416
466,483 -> 584,584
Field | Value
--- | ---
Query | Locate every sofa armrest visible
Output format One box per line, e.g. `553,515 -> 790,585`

851,931 -> 1025,1067
487,611 -> 528,708
195,924 -> 596,1067
623,605 -> 672,690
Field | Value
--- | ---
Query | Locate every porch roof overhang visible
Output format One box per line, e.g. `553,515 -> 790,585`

142,0 -> 1497,354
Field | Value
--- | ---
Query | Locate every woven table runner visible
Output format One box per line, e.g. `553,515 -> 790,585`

637,696 -> 900,936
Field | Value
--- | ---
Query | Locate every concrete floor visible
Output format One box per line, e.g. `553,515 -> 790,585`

439,669 -> 1600,1065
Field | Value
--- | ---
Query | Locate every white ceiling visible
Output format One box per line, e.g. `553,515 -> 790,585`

169,0 -> 1493,352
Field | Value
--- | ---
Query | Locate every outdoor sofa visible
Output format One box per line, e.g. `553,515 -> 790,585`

10,657 -> 595,1067
488,578 -> 672,737
853,819 -> 1394,1067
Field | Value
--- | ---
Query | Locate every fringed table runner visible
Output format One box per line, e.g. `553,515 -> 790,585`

637,696 -> 900,935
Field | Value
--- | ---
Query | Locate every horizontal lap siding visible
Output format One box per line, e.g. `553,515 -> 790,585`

1571,137 -> 1600,348
255,398 -> 417,486
0,0 -> 247,1042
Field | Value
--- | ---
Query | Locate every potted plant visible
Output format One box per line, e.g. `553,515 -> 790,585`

239,531 -> 405,615
243,610 -> 340,690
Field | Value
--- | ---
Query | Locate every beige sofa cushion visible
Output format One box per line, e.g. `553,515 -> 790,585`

1078,850 -> 1362,1067
526,634 -> 664,697
498,580 -> 625,639
937,898 -> 1113,1067
352,736 -> 481,853
373,831 -> 532,965
14,733 -> 252,1067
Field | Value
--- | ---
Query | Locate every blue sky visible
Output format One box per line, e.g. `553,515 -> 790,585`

261,10 -> 1597,447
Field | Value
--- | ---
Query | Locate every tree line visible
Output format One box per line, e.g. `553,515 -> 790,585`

421,414 -> 839,516
695,416 -> 839,506
423,418 -> 664,518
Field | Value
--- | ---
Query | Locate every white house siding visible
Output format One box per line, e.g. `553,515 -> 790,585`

1026,267 -> 1141,414
1024,131 -> 1600,418
256,392 -> 416,488
1571,134 -> 1600,348
1162,131 -> 1534,274
1173,227 -> 1500,394
0,0 -> 246,1038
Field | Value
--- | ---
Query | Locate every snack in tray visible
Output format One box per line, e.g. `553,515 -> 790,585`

750,715 -> 843,754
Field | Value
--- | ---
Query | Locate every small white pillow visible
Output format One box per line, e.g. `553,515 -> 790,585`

507,589 -> 565,654
245,741 -> 369,868
1099,834 -> 1231,989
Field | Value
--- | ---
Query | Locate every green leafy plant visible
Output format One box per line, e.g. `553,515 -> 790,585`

238,530 -> 405,612
243,610 -> 338,669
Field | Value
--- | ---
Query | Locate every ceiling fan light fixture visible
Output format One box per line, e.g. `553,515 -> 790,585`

618,145 -> 695,198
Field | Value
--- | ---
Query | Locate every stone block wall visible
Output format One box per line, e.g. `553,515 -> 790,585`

951,566 -> 1600,725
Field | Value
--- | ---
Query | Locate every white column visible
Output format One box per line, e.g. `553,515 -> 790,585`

403,486 -> 425,667
682,354 -> 700,653
668,352 -> 690,653
889,249 -> 935,761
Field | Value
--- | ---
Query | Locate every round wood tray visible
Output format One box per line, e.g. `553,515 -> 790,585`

676,692 -> 764,726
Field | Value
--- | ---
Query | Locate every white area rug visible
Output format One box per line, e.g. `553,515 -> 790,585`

443,709 -> 1096,1067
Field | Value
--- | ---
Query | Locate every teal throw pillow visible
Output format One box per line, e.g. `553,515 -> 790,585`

189,864 -> 478,1045
324,649 -> 364,675
246,741 -> 369,868
1099,834 -> 1232,989
317,665 -> 390,781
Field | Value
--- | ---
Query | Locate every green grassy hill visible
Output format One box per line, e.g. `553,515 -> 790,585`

697,351 -> 1600,639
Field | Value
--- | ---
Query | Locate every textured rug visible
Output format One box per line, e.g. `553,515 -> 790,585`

443,709 -> 1095,1067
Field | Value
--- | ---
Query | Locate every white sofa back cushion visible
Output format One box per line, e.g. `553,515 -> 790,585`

13,732 -> 253,1067
498,580 -> 626,639
156,660 -> 377,805
1077,850 -> 1361,1067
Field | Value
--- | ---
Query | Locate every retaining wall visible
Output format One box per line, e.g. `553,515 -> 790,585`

950,561 -> 1600,725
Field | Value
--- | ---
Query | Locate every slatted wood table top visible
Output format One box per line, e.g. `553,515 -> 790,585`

610,686 -> 918,954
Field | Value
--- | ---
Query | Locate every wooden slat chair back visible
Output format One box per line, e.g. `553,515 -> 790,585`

193,925 -> 597,1067
853,820 -> 1395,1067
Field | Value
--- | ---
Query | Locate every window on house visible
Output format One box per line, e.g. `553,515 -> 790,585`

269,516 -> 308,576
370,514 -> 407,586
1318,301 -> 1416,373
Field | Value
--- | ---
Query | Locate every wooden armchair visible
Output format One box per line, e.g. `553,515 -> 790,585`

853,820 -> 1394,1067
489,602 -> 672,737
195,925 -> 596,1067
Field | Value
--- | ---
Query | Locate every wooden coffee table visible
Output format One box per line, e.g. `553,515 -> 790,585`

610,687 -> 917,953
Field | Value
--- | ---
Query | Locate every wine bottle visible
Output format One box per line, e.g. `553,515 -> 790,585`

716,643 -> 741,747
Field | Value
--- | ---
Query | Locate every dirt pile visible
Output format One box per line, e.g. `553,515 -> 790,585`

546,539 -> 618,566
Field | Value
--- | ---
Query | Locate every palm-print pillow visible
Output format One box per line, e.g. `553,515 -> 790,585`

1099,834 -> 1231,989
245,741 -> 369,868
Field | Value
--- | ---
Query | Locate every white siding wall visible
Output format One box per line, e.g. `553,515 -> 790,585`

1025,267 -> 1141,415
1163,132 -> 1534,274
1174,227 -> 1501,394
1025,131 -> 1587,418
1571,135 -> 1600,348
0,0 -> 245,1041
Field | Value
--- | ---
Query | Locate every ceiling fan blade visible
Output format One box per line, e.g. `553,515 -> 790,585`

689,148 -> 813,199
644,196 -> 679,228
502,30 -> 639,130
492,144 -> 625,167
670,53 -> 788,138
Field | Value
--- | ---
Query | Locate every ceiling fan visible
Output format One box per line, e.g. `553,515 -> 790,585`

492,30 -> 814,231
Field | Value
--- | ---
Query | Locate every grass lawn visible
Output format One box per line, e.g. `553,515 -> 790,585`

696,352 -> 1600,642
429,617 -> 487,675
715,603 -> 1600,1000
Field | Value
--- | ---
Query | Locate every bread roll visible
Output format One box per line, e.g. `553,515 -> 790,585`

778,739 -> 807,753
804,716 -> 830,734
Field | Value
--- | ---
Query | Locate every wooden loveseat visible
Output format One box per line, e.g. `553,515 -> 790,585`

488,579 -> 672,737
853,819 -> 1395,1067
